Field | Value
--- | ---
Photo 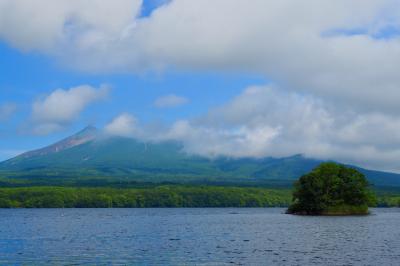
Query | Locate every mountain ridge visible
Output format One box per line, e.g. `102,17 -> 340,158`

1,126 -> 400,187
16,126 -> 98,160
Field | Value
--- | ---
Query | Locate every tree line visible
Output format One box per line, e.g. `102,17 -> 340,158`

0,184 -> 397,208
0,186 -> 291,208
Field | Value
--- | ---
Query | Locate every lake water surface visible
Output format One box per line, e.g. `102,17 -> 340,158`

0,208 -> 399,265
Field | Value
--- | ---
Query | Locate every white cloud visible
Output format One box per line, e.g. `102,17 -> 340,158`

31,84 -> 109,135
161,120 -> 281,159
2,1 -> 400,170
110,86 -> 400,172
104,113 -> 139,137
153,94 -> 188,108
160,86 -> 336,159
1,1 -> 400,113
0,0 -> 142,52
0,103 -> 17,121
185,86 -> 400,172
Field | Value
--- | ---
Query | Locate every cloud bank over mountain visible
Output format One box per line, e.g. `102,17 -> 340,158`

106,86 -> 400,172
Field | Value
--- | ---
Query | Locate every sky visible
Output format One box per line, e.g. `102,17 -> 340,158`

0,0 -> 400,172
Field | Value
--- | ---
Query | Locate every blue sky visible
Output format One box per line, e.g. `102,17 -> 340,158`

0,0 -> 400,172
0,40 -> 266,159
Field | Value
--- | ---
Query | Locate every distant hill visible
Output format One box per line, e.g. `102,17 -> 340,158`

1,126 -> 400,187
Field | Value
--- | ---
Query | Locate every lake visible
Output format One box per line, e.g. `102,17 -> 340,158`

0,208 -> 399,265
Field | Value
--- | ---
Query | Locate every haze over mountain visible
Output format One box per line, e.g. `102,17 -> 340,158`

1,126 -> 399,187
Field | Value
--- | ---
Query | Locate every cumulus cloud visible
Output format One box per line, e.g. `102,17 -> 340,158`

104,113 -> 139,137
0,103 -> 17,121
0,0 -> 142,52
153,94 -> 188,108
2,1 -> 400,170
184,86 -> 400,172
1,1 -> 400,112
109,86 -> 400,172
159,86 -> 336,159
31,85 -> 109,135
161,120 -> 281,159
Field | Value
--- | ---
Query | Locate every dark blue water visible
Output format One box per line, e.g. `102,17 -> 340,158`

0,208 -> 399,265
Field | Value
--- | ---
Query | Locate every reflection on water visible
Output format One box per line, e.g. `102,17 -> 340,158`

0,208 -> 399,265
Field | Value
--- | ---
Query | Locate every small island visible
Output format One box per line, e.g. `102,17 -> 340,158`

287,162 -> 376,215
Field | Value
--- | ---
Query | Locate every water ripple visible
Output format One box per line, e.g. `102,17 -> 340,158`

0,208 -> 399,265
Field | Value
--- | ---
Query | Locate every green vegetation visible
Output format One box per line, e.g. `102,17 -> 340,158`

377,196 -> 400,207
287,162 -> 377,215
0,162 -> 398,209
375,187 -> 400,207
0,186 -> 291,208
0,182 -> 397,208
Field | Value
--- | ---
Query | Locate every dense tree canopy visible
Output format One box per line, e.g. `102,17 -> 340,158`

0,186 -> 291,208
0,181 -> 396,208
287,162 -> 376,215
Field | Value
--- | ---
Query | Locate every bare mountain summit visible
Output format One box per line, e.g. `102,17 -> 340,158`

19,126 -> 98,159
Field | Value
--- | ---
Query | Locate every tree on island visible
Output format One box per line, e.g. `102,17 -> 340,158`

287,162 -> 376,215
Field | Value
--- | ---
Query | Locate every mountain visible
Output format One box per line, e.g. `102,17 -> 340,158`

17,126 -> 98,159
1,126 -> 400,187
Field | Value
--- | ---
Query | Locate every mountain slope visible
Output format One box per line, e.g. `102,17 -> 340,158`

17,126 -> 98,160
1,127 -> 400,186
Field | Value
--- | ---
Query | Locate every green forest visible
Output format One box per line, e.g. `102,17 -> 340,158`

0,185 -> 398,208
0,186 -> 292,208
287,163 -> 377,215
